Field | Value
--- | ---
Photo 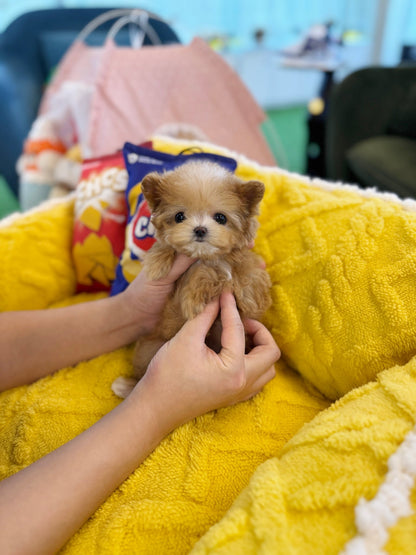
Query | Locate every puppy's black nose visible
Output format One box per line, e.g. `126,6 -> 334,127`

194,226 -> 208,240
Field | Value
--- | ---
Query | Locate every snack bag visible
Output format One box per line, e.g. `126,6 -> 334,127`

110,143 -> 237,296
72,151 -> 127,292
72,142 -> 152,292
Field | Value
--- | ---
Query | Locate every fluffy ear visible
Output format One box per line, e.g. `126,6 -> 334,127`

141,172 -> 165,211
235,180 -> 265,214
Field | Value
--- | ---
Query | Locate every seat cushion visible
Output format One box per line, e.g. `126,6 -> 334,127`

346,135 -> 416,197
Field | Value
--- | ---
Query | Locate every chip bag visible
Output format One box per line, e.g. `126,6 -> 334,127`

72,141 -> 152,292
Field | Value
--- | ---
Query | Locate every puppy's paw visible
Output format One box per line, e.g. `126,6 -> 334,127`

180,268 -> 223,319
111,377 -> 138,399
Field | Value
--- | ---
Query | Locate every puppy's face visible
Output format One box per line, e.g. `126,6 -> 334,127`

141,161 -> 264,259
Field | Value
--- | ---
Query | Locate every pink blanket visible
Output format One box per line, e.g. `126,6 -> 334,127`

42,37 -> 275,165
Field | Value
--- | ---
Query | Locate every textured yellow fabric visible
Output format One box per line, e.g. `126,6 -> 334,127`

0,198 -> 76,310
386,486 -> 416,554
155,137 -> 416,400
0,195 -> 328,553
191,357 -> 416,555
4,140 -> 416,553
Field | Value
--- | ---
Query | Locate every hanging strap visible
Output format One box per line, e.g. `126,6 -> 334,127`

107,10 -> 161,47
76,8 -> 165,46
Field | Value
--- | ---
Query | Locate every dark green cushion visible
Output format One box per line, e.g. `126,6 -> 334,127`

346,135 -> 416,198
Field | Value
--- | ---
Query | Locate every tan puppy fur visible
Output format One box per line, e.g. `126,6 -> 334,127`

112,161 -> 271,398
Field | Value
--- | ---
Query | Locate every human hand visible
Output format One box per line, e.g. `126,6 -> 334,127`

121,254 -> 195,336
247,240 -> 266,269
120,243 -> 265,338
133,291 -> 280,433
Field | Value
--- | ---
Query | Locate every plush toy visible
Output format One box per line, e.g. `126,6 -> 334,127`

16,116 -> 69,210
51,144 -> 83,198
17,81 -> 93,210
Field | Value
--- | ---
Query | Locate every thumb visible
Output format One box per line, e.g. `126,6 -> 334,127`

163,254 -> 196,283
219,291 -> 245,357
180,297 -> 220,342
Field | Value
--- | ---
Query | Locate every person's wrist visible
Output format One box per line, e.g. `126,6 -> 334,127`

109,290 -> 146,343
125,379 -> 176,441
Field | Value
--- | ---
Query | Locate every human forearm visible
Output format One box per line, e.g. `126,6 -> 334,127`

0,254 -> 195,392
0,293 -> 141,391
0,292 -> 279,554
0,386 -> 166,555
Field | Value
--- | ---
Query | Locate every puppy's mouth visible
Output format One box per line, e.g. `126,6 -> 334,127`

167,226 -> 227,258
182,238 -> 220,259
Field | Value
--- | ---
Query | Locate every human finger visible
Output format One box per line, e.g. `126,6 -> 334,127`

161,254 -> 196,283
243,322 -> 280,380
246,242 -> 266,269
248,364 -> 276,391
219,291 -> 245,358
240,365 -> 276,402
244,319 -> 281,356
246,333 -> 280,368
258,257 -> 266,270
179,297 -> 220,342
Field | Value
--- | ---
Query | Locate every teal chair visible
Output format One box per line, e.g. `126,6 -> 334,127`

0,8 -> 180,199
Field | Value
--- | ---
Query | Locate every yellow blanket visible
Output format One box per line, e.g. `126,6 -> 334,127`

1,137 -> 416,554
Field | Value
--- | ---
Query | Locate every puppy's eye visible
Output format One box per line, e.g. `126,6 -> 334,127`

174,211 -> 186,223
214,213 -> 227,225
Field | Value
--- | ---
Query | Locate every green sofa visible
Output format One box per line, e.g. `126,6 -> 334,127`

326,65 -> 416,198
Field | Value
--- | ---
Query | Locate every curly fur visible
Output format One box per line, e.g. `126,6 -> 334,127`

112,161 -> 271,398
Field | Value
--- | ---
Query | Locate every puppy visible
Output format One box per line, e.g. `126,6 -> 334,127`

112,160 -> 271,398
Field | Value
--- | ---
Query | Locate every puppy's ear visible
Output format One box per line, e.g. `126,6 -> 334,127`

235,180 -> 265,214
141,172 -> 165,211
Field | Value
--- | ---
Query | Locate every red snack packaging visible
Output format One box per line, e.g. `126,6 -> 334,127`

72,142 -> 152,292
